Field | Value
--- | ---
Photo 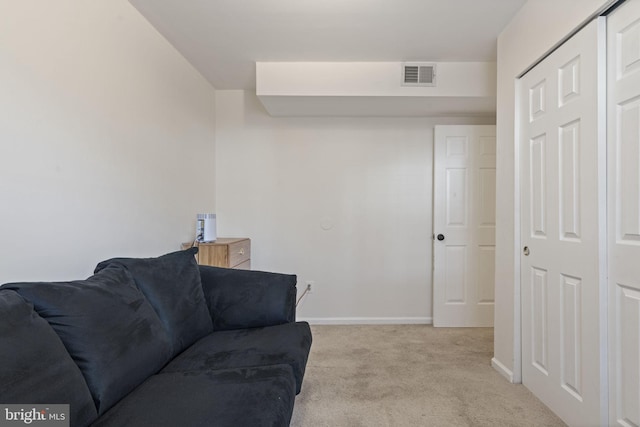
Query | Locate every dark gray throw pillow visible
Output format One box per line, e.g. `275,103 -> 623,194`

0,290 -> 98,427
198,266 -> 297,331
95,248 -> 213,357
4,266 -> 172,415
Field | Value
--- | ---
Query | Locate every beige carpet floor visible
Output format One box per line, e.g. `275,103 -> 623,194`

290,325 -> 565,427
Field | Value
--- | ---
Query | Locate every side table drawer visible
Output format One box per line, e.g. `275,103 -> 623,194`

181,238 -> 251,269
228,239 -> 251,268
235,260 -> 251,270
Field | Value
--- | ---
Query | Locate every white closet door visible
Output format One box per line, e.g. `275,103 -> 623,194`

608,1 -> 640,425
433,125 -> 496,327
519,18 -> 606,426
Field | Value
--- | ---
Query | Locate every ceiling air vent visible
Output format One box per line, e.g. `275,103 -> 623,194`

402,63 -> 436,87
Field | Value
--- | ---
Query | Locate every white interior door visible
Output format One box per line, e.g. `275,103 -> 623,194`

433,125 -> 496,327
608,1 -> 640,425
519,18 -> 606,426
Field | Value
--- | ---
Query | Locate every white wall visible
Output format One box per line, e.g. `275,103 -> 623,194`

0,0 -> 216,283
215,90 -> 493,323
257,62 -> 496,117
493,0 -> 609,381
257,62 -> 496,97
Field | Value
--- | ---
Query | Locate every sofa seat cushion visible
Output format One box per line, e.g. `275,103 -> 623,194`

162,321 -> 312,394
0,290 -> 98,427
91,365 -> 296,427
96,248 -> 213,357
4,265 -> 172,415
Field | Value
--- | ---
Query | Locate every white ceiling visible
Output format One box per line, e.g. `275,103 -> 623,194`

129,0 -> 527,90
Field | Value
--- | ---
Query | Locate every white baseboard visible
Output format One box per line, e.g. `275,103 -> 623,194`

491,357 -> 515,383
297,317 -> 432,325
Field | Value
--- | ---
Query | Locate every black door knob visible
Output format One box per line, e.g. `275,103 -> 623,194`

437,234 -> 445,241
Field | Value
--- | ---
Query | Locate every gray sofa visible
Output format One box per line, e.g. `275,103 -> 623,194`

0,248 -> 312,426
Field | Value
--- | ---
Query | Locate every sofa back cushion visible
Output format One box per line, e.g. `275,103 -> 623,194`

4,265 -> 172,415
0,289 -> 98,427
95,248 -> 213,357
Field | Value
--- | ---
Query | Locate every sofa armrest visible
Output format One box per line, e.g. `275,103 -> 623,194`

198,265 -> 297,331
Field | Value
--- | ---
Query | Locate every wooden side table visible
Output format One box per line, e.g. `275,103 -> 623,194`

183,238 -> 251,269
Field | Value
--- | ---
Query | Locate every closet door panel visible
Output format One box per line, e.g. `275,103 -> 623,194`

520,17 -> 606,427
609,2 -> 640,425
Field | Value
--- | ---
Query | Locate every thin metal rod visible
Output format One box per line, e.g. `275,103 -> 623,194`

518,0 -> 625,79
